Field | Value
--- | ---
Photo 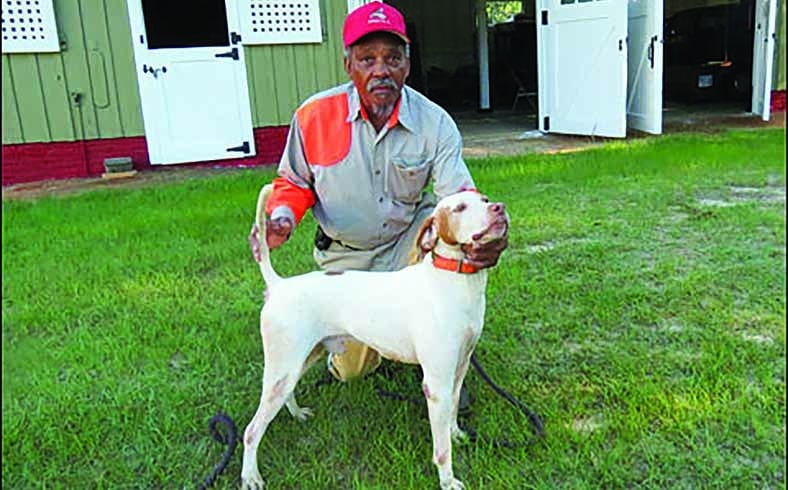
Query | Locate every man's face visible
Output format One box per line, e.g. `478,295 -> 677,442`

344,33 -> 410,120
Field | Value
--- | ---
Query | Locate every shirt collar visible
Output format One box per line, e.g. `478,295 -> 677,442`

346,82 -> 416,133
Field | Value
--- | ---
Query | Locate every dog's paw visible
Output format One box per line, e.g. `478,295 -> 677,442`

451,425 -> 469,444
288,406 -> 314,421
240,473 -> 266,490
441,477 -> 466,490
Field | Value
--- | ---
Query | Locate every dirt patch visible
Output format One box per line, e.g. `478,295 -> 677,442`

697,182 -> 786,208
2,166 -> 256,201
569,414 -> 605,434
662,110 -> 785,134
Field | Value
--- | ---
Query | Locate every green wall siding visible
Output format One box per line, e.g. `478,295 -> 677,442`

246,0 -> 348,126
1,0 -> 143,144
775,0 -> 786,90
2,0 -> 349,145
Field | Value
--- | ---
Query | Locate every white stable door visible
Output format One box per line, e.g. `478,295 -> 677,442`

751,0 -> 778,121
626,0 -> 663,135
127,0 -> 256,165
537,0 -> 628,138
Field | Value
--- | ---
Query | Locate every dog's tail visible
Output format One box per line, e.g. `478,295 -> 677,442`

255,183 -> 282,287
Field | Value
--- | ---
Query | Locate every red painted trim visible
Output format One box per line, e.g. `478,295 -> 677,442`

771,90 -> 786,113
1,126 -> 289,186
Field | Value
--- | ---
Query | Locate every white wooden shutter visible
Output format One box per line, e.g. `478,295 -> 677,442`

240,0 -> 322,45
1,0 -> 60,53
536,0 -> 628,138
626,0 -> 663,135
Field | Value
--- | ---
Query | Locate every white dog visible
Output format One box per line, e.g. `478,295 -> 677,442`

241,184 -> 509,490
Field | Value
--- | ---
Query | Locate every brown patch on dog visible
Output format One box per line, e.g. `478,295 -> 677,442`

434,207 -> 458,246
435,449 -> 449,465
268,375 -> 288,402
410,215 -> 437,264
324,270 -> 344,276
244,424 -> 258,445
422,383 -> 433,401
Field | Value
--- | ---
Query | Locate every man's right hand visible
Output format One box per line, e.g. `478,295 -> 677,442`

249,218 -> 293,262
267,217 -> 293,249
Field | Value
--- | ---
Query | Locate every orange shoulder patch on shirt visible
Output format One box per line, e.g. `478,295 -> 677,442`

296,93 -> 351,166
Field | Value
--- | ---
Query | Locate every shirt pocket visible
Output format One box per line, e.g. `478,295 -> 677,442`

387,156 -> 431,203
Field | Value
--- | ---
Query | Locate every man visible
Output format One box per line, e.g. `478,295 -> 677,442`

250,2 -> 507,386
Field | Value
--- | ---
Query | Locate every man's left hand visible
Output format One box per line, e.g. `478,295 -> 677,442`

462,233 -> 509,269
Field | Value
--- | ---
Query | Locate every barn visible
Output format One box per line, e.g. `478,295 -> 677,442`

2,0 -> 785,186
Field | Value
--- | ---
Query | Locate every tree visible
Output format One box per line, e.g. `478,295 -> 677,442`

486,1 -> 523,25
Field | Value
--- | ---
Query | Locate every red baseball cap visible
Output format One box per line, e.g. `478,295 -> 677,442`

343,2 -> 410,49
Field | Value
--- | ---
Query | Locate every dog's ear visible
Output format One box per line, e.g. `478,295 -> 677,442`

434,207 -> 458,246
411,215 -> 437,263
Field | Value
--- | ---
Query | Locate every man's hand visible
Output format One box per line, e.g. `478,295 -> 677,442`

462,233 -> 509,270
249,217 -> 293,262
266,217 -> 293,249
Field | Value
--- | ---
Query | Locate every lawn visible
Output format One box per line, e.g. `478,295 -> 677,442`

2,128 -> 785,489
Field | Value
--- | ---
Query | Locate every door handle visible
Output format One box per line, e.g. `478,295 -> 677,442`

647,35 -> 657,69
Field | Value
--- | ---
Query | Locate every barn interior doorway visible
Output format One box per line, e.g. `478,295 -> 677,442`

662,0 -> 757,113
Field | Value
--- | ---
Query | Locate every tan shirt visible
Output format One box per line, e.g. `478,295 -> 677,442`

268,81 -> 474,251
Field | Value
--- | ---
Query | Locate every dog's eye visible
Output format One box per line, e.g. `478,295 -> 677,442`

480,196 -> 490,203
453,203 -> 467,213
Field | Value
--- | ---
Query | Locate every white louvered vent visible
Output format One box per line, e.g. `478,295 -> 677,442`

241,0 -> 322,45
1,0 -> 60,53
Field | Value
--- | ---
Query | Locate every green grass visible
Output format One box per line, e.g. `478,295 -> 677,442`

3,128 -> 786,489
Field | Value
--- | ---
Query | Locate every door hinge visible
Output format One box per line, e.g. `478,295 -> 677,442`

541,10 -> 548,25
543,116 -> 550,132
215,47 -> 239,60
231,32 -> 242,45
227,141 -> 250,153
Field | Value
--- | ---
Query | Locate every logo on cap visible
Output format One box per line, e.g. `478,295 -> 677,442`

369,7 -> 389,24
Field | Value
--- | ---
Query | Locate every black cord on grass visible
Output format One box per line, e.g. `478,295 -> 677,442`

469,353 -> 545,438
197,413 -> 238,490
370,353 -> 546,447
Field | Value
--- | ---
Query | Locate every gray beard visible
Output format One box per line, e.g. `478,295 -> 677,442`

368,102 -> 396,122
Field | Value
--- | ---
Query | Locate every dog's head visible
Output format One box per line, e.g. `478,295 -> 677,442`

413,190 -> 508,260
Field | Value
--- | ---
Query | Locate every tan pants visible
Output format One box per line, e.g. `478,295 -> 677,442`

316,196 -> 435,381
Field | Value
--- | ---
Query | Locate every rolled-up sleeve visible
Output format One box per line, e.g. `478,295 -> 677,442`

265,117 -> 316,225
431,114 -> 475,199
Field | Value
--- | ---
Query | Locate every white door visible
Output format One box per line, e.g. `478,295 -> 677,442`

626,0 -> 663,135
536,0 -> 628,138
751,0 -> 778,121
126,0 -> 256,165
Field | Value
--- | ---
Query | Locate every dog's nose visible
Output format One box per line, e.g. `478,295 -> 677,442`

489,202 -> 505,214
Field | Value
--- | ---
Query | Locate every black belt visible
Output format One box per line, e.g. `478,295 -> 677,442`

314,226 -> 362,251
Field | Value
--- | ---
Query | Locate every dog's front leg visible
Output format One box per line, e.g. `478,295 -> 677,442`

450,354 -> 472,443
423,371 -> 465,490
